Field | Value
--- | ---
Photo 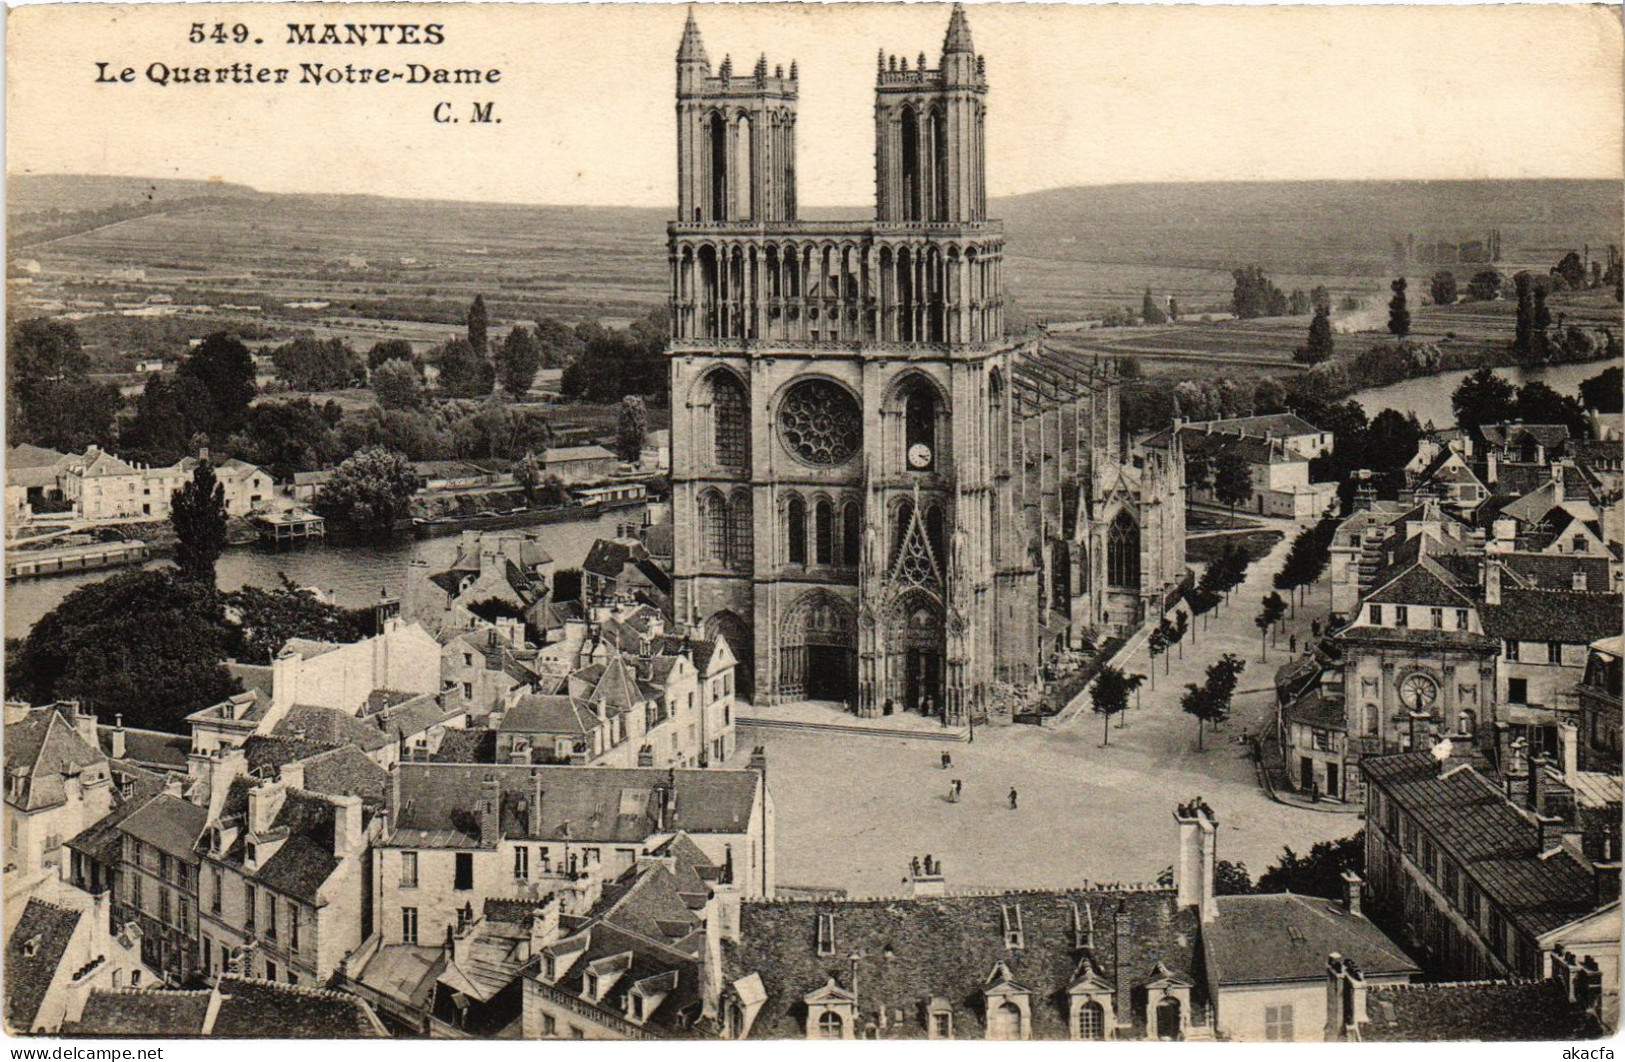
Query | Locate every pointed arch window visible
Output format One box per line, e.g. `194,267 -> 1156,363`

708,112 -> 729,221
728,491 -> 753,570
1107,511 -> 1140,589
710,372 -> 749,470
786,496 -> 807,566
701,491 -> 729,565
814,500 -> 834,565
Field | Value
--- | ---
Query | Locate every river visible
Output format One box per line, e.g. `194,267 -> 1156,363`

3,510 -> 635,640
1345,360 -> 1603,429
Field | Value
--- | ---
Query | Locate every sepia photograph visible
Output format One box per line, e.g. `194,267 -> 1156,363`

2,0 -> 1622,1046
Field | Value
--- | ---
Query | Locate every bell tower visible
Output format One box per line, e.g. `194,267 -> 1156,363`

874,4 -> 988,225
675,9 -> 799,225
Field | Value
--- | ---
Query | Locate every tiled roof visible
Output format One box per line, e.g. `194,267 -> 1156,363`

386,764 -> 760,847
1479,589 -> 1623,645
67,782 -> 165,864
216,789 -> 344,904
544,444 -> 616,463
1335,625 -> 1498,654
1206,894 -> 1418,985
280,638 -> 344,660
429,729 -> 497,764
67,988 -> 212,1036
6,899 -> 82,1030
380,694 -> 461,742
353,944 -> 444,1012
725,888 -> 1199,1039
294,745 -> 389,805
5,707 -> 105,812
1197,412 -> 1325,438
1362,979 -> 1602,1041
1283,688 -> 1346,731
653,634 -> 718,674
1362,753 -> 1601,938
501,694 -> 596,737
1501,553 -> 1613,592
536,919 -> 704,1037
1365,559 -> 1475,609
213,978 -> 385,1037
274,705 -> 392,753
116,794 -> 206,860
6,443 -> 65,468
1174,428 -> 1303,466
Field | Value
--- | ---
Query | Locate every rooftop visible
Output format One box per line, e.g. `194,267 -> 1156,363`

6,899 -> 83,1030
1206,893 -> 1418,985
1480,589 -> 1623,646
1361,978 -> 1602,1041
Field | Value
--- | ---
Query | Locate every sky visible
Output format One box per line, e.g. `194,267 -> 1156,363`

7,3 -> 1622,208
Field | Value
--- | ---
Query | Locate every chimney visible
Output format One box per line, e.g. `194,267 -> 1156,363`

1112,898 -> 1133,1025
279,761 -> 305,791
1174,798 -> 1218,923
1483,560 -> 1502,605
1537,813 -> 1565,854
331,793 -> 364,857
67,702 -> 98,750
247,778 -> 287,836
1550,462 -> 1565,504
531,769 -> 545,840
479,773 -> 502,844
1529,755 -> 1546,813
530,896 -> 561,954
1324,954 -> 1367,1040
1593,864 -> 1621,909
110,715 -> 126,761
1340,871 -> 1364,916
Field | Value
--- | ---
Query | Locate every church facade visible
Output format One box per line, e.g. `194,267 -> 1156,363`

667,7 -> 1185,720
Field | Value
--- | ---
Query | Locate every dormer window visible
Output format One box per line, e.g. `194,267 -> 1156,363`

631,994 -> 645,1020
816,912 -> 835,956
927,997 -> 954,1040
1001,904 -> 1024,949
585,972 -> 598,999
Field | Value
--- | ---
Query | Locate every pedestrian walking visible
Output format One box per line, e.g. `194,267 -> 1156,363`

1311,619 -> 1322,638
1008,787 -> 1019,810
910,855 -> 921,877
954,779 -> 963,799
1289,634 -> 1297,653
948,781 -> 958,803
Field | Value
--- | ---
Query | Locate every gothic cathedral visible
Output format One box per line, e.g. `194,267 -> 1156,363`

668,6 -> 1185,720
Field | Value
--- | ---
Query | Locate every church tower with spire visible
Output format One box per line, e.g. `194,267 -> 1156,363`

666,7 -> 1183,726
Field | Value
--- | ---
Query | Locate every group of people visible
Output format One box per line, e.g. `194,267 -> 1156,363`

910,854 -> 942,877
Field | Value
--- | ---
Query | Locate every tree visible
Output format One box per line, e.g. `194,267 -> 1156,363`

1255,831 -> 1365,898
270,337 -> 362,392
1513,381 -> 1589,439
515,451 -> 543,503
1171,610 -> 1190,659
1146,626 -> 1167,690
171,460 -> 227,584
1255,592 -> 1287,660
1452,367 -> 1516,443
1092,665 -> 1130,745
1288,289 -> 1312,316
1386,277 -> 1410,338
551,567 -> 583,603
1186,585 -> 1220,638
616,395 -> 650,463
367,338 -> 416,371
1157,616 -> 1179,675
1181,682 -> 1222,752
1215,860 -> 1254,895
497,327 -> 543,399
1513,271 -> 1536,362
1231,266 -> 1288,319
1553,251 -> 1587,292
233,398 -> 344,482
1211,446 -> 1253,520
435,337 -> 495,399
1580,366 -> 1623,414
1466,268 -> 1504,302
1184,452 -> 1213,496
1295,305 -> 1334,365
5,569 -> 238,730
1365,409 -> 1422,475
6,318 -> 121,451
1429,270 -> 1457,307
371,358 -> 425,411
467,294 -> 490,355
223,583 -> 372,665
1167,297 -> 1180,321
314,446 -> 419,531
1252,377 -> 1288,415
178,332 -> 258,438
1142,288 -> 1167,325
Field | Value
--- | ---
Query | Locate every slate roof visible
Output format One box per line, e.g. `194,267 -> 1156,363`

1361,979 -> 1603,1041
6,899 -> 82,1030
1173,428 -> 1303,466
1206,894 -> 1418,985
725,887 -> 1200,1039
583,538 -> 648,579
501,694 -> 597,736
534,919 -> 704,1037
5,706 -> 105,811
1335,626 -> 1498,654
95,724 -> 191,773
66,781 -> 165,865
654,634 -> 718,674
6,444 -> 64,488
544,444 -> 617,464
386,764 -> 760,847
68,978 -> 385,1037
1362,753 -> 1601,938
1195,412 -> 1325,438
116,794 -> 206,860
214,785 -> 343,904
1482,423 -> 1570,451
353,944 -> 445,1013
1479,589 -> 1623,645
67,989 -> 213,1036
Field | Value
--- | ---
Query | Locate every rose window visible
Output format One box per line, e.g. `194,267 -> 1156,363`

779,379 -> 862,467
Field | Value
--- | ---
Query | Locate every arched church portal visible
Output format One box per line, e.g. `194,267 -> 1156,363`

777,593 -> 857,703
704,609 -> 754,703
885,590 -> 946,715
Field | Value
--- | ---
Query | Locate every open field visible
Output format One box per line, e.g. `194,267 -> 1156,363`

12,177 -> 1620,355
